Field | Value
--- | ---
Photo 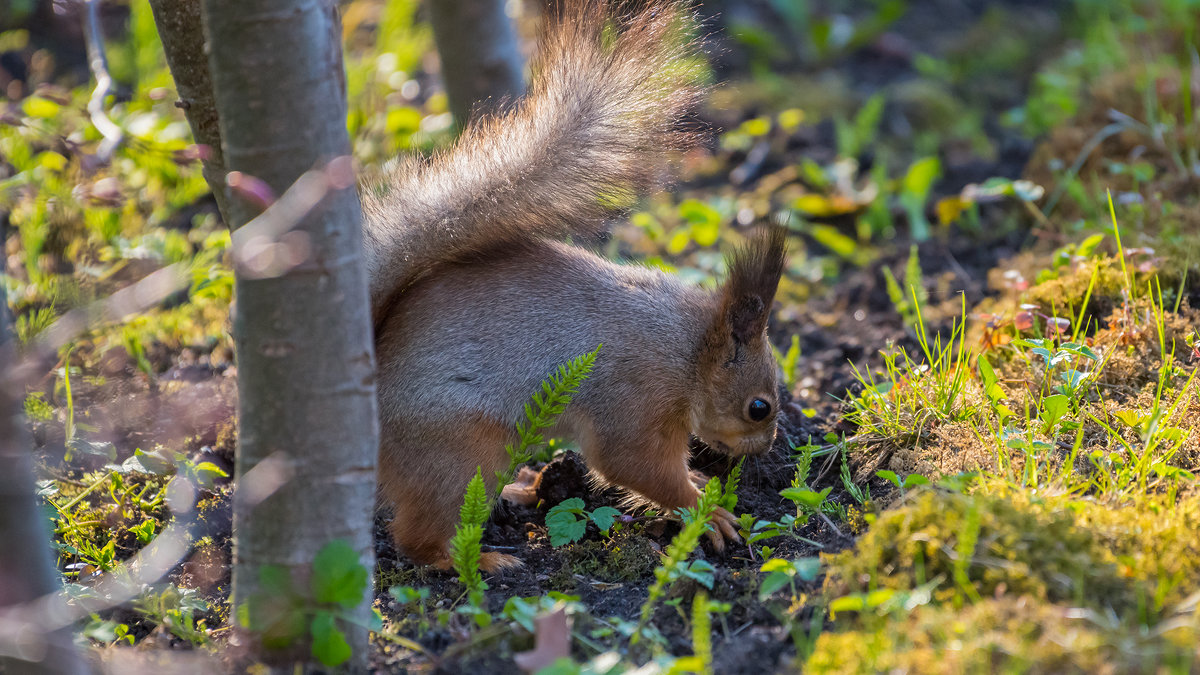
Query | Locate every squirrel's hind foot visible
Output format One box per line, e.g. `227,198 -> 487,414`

480,552 -> 523,572
430,551 -> 523,572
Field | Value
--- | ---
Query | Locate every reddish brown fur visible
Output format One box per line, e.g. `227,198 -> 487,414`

365,2 -> 786,570
360,0 -> 703,326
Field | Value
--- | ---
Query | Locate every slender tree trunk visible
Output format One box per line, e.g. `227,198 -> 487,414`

147,0 -> 232,219
201,0 -> 379,669
429,0 -> 525,125
0,294 -> 87,674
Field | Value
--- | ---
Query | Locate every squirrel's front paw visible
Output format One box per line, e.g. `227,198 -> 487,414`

706,506 -> 741,553
687,471 -> 742,552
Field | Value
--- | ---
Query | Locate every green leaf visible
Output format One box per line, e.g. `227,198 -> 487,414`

120,449 -> 174,475
311,540 -> 367,609
758,570 -> 792,599
546,509 -> 587,547
779,486 -> 832,509
22,97 -> 60,118
548,497 -> 586,516
902,474 -> 931,489
1113,410 -> 1148,429
679,199 -> 722,247
875,470 -> 901,488
678,560 -> 715,589
978,355 -> 1004,403
68,439 -> 117,461
589,507 -> 621,535
852,94 -> 885,155
759,558 -> 792,573
865,588 -> 897,608
310,611 -> 352,668
1040,394 -> 1069,431
792,557 -> 822,582
1076,234 -> 1105,258
809,224 -> 861,262
829,595 -> 866,616
258,564 -> 293,596
902,157 -> 941,198
1062,344 -> 1099,361
250,598 -> 306,649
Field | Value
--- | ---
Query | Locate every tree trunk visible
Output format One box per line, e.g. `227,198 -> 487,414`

429,0 -> 526,125
200,0 -> 379,669
0,296 -> 87,674
147,0 -> 233,219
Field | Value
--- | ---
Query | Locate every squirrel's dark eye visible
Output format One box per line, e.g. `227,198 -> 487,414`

747,398 -> 771,422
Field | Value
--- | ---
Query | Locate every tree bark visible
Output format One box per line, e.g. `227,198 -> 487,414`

0,294 -> 87,674
201,0 -> 379,669
147,0 -> 233,219
429,0 -> 526,125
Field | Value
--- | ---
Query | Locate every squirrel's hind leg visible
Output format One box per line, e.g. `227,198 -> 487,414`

378,414 -> 518,570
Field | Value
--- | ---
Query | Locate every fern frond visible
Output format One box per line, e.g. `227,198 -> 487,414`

449,522 -> 486,600
459,467 -> 490,528
634,477 -> 720,641
792,438 -> 815,489
839,441 -> 869,505
692,592 -> 714,675
450,468 -> 490,605
721,458 -> 743,512
497,344 -> 601,495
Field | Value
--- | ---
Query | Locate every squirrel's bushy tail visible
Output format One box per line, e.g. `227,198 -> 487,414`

361,0 -> 703,321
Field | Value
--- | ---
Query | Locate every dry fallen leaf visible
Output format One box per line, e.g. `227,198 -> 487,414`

513,608 -> 571,673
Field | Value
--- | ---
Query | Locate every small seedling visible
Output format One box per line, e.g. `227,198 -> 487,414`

874,470 -> 930,496
758,557 -> 821,600
633,477 -> 721,643
838,442 -> 870,506
497,346 -> 599,497
545,498 -> 622,547
772,335 -> 802,391
449,468 -> 490,625
241,539 -> 372,668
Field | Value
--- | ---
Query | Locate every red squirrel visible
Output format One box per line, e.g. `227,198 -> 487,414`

360,0 -> 785,571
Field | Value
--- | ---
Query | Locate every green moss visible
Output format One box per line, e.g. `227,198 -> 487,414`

825,490 -> 1130,610
1021,255 -> 1133,320
807,596 -> 1200,674
560,532 -> 658,583
826,490 -> 1200,615
376,564 -> 441,591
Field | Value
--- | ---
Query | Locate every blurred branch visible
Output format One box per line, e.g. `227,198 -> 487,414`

0,294 -> 87,674
82,0 -> 124,163
147,0 -> 233,220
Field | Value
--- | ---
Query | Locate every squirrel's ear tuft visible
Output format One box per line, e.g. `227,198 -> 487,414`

721,226 -> 787,344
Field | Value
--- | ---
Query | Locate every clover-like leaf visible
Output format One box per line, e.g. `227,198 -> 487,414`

310,611 -> 352,667
545,510 -> 587,547
589,507 -> 621,535
311,540 -> 367,609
